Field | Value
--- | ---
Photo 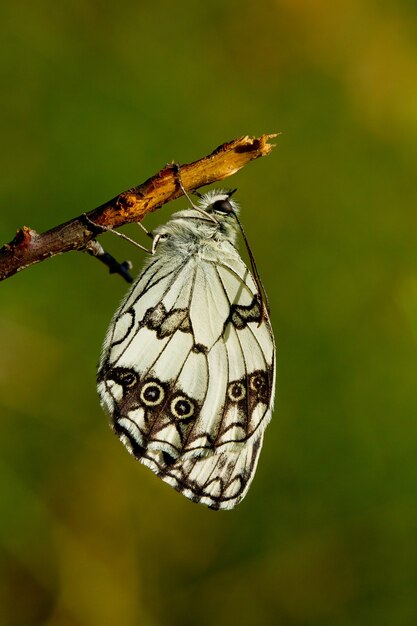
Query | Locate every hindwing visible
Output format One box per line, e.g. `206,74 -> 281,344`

98,243 -> 275,509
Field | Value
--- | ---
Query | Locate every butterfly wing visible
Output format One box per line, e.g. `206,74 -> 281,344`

98,241 -> 275,509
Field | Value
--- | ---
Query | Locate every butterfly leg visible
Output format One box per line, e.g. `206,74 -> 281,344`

171,162 -> 218,224
171,163 -> 199,210
151,233 -> 168,254
83,214 -> 152,254
136,221 -> 166,256
137,221 -> 154,239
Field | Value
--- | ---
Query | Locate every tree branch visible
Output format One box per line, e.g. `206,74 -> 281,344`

0,133 -> 278,282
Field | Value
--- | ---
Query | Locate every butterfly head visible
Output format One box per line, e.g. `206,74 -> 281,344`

197,189 -> 239,219
152,189 -> 240,249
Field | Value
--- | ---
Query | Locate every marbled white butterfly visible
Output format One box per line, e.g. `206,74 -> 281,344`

97,189 -> 276,509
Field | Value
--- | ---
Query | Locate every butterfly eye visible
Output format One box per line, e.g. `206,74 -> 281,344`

211,199 -> 233,215
228,381 -> 246,402
140,381 -> 165,406
171,396 -> 195,419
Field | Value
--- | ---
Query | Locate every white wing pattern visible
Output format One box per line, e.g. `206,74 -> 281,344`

98,193 -> 276,510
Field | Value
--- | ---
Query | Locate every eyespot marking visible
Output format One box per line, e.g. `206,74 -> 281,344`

249,372 -> 267,393
140,380 -> 165,406
228,381 -> 246,402
171,395 -> 195,420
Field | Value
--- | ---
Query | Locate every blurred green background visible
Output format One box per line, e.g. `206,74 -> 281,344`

1,1 -> 417,625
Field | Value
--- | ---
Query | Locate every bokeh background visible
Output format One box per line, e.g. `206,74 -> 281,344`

1,1 -> 417,625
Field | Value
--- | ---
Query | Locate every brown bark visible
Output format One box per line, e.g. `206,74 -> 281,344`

0,133 -> 278,281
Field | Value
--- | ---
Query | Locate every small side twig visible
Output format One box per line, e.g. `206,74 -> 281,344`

85,240 -> 134,283
0,133 -> 278,282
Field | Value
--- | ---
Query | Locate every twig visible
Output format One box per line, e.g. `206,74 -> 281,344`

0,133 -> 278,282
85,240 -> 134,283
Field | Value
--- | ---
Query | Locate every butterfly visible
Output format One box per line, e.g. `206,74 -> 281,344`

97,188 -> 276,509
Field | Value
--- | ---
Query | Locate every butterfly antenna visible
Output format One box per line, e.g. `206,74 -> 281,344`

172,163 -> 218,224
233,212 -> 270,320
